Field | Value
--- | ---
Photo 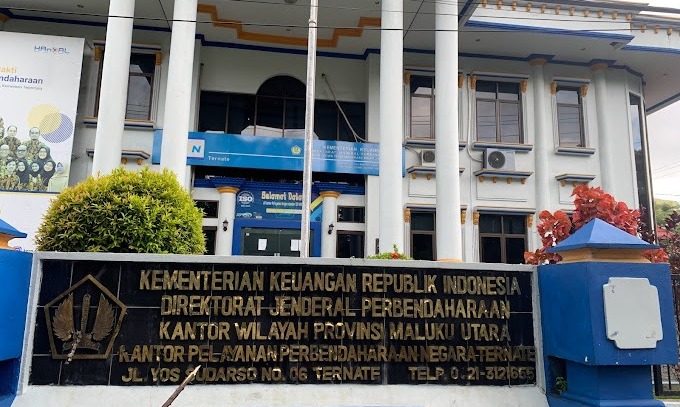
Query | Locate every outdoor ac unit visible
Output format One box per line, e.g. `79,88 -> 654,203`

421,149 -> 436,167
483,148 -> 516,171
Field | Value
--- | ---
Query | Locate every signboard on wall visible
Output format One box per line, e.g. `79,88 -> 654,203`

235,183 -> 322,222
0,32 -> 84,250
152,131 -> 381,176
31,260 -> 536,386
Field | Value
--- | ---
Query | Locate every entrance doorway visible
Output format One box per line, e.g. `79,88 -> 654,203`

232,219 -> 321,257
241,228 -> 314,257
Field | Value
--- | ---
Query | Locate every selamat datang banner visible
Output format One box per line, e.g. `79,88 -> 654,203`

0,32 -> 84,250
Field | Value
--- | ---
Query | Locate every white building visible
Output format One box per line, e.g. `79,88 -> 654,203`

1,0 -> 678,261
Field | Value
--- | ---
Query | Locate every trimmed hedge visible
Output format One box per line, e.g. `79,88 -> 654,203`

36,167 -> 205,254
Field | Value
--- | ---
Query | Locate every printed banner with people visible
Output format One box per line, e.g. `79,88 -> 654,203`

0,31 -> 84,193
0,32 -> 84,251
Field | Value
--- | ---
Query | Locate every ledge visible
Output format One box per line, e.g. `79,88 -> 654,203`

555,173 -> 596,186
406,166 -> 465,176
83,117 -> 155,130
474,206 -> 536,215
473,169 -> 533,184
404,138 -> 467,150
86,148 -> 151,165
555,146 -> 596,156
472,142 -> 533,153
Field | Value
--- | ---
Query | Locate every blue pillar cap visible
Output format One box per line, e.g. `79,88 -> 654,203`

0,218 -> 27,239
546,218 -> 658,253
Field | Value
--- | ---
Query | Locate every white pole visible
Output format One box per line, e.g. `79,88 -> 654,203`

300,0 -> 319,258
92,0 -> 135,175
160,0 -> 198,181
435,0 -> 462,261
378,0 -> 404,253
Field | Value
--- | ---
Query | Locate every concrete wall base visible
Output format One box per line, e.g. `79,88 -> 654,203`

14,385 -> 549,407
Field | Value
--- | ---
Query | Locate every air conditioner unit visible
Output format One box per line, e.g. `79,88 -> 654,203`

483,148 -> 516,171
421,149 -> 436,167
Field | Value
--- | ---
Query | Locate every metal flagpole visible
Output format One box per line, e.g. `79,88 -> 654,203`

300,0 -> 319,258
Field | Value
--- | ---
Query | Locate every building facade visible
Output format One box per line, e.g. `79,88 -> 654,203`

1,0 -> 679,261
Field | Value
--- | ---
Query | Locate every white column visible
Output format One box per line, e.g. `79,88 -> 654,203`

592,63 -> 616,195
434,0 -> 462,261
215,186 -> 238,256
160,0 -> 198,181
379,0 -> 404,253
531,58 -> 551,245
320,191 -> 340,257
92,0 -> 135,174
365,54 -> 381,256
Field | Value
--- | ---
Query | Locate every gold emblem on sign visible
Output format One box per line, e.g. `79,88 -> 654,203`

45,274 -> 126,362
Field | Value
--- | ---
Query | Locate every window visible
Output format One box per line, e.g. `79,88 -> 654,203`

198,76 -> 366,142
203,227 -> 217,255
556,86 -> 585,147
479,214 -> 526,264
630,94 -> 653,230
337,232 -> 365,258
476,81 -> 522,143
95,51 -> 156,121
410,211 -> 436,261
338,206 -> 365,223
410,76 -> 435,139
194,200 -> 219,218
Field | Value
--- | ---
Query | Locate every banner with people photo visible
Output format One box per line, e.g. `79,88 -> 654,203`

0,32 -> 84,249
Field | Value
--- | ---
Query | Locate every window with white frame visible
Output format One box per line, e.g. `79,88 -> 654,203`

93,46 -> 161,121
409,75 -> 435,139
475,80 -> 523,143
556,86 -> 585,147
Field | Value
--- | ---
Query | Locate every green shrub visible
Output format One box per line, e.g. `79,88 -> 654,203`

36,167 -> 205,254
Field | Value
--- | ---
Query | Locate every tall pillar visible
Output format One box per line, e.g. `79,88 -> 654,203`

92,0 -> 135,174
434,0 -> 462,261
592,63 -> 616,195
532,58 -> 551,250
319,191 -> 340,258
379,0 -> 404,252
215,186 -> 239,256
160,0 -> 198,181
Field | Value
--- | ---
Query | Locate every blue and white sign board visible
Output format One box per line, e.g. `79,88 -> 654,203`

235,186 -> 322,222
153,131 -> 381,175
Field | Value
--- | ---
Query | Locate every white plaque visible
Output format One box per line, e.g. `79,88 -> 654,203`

603,277 -> 663,349
258,239 -> 267,251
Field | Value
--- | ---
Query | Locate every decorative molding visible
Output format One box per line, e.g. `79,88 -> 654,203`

404,208 -> 411,223
550,81 -> 558,95
0,12 -> 9,23
555,6 -> 560,15
319,191 -> 341,199
470,75 -> 477,90
580,83 -> 589,97
94,45 -> 102,62
473,211 -> 480,225
597,10 -> 604,19
217,186 -> 240,194
461,209 -> 467,225
584,9 -> 590,17
526,214 -> 534,229
404,71 -> 411,85
458,73 -> 464,89
197,4 -> 381,48
497,0 -> 503,10
540,4 -> 546,14
155,51 -> 162,66
569,7 -> 575,16
521,79 -> 528,93
511,2 -> 517,12
481,0 -> 488,7
611,11 -> 618,20
473,169 -> 533,184
525,3 -> 531,12
530,58 -> 548,67
591,62 -> 609,72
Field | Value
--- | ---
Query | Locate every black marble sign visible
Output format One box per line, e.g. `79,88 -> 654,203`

31,260 -> 535,386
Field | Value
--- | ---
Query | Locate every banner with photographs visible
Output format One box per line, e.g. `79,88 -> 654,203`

0,32 -> 84,249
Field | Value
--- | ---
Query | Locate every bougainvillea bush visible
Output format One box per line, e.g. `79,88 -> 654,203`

524,185 -> 668,265
368,244 -> 412,260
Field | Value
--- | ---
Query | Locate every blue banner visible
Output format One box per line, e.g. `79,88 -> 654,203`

235,186 -> 322,222
153,131 -> 380,175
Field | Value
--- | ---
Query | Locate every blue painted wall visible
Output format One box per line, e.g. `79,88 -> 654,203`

0,250 -> 32,406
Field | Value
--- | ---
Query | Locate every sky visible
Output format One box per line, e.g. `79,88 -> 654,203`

634,0 -> 680,203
